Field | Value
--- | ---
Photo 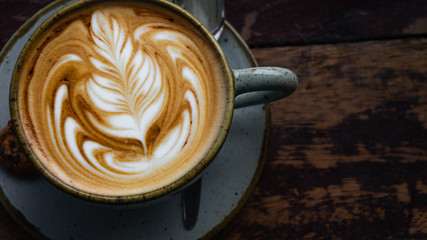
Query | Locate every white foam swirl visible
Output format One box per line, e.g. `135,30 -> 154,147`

48,9 -> 206,177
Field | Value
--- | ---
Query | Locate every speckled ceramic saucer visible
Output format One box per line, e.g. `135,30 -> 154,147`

0,1 -> 268,239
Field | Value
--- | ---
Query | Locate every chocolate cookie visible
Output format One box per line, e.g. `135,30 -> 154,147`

0,121 -> 35,177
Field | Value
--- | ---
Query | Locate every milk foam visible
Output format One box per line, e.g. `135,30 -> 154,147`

19,2 -> 228,196
50,9 -> 201,173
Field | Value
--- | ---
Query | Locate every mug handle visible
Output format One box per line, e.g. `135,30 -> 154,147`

233,67 -> 298,108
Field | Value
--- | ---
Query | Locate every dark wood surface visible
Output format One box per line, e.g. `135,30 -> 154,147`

1,0 -> 427,239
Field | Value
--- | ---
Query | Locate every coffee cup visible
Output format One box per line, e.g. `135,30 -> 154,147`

9,0 -> 297,205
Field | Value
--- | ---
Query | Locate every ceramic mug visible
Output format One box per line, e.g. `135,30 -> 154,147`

9,0 -> 297,205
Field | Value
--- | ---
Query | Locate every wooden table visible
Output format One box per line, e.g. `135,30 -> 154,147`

1,0 -> 427,239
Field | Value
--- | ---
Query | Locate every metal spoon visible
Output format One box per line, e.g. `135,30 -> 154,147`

182,178 -> 202,230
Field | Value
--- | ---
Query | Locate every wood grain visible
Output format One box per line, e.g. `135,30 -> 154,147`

0,0 -> 52,50
226,0 -> 427,47
215,38 -> 427,239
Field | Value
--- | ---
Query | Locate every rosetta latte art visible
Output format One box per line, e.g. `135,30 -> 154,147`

50,10 -> 204,175
19,3 -> 227,196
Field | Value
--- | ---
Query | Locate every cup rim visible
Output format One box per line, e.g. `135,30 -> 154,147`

9,0 -> 235,205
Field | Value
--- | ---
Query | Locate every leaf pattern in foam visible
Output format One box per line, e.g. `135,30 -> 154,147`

87,10 -> 165,152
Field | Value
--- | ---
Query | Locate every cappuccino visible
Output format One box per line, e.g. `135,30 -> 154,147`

13,1 -> 231,197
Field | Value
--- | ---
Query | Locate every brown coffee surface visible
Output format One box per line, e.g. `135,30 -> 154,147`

14,1 -> 230,197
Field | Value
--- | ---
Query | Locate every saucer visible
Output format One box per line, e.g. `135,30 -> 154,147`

0,1 -> 268,239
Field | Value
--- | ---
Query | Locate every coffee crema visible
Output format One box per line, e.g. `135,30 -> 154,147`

14,1 -> 230,197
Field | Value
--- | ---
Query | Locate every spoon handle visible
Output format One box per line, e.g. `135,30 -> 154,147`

182,178 -> 202,230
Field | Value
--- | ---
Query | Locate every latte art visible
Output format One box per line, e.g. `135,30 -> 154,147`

57,10 -> 204,172
16,2 -> 230,196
